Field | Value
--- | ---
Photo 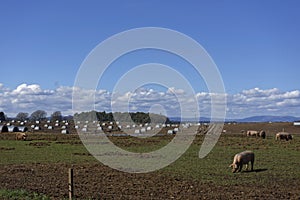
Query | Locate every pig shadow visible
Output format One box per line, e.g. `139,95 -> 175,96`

242,168 -> 268,173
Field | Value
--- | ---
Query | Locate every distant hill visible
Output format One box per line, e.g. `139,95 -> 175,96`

235,115 -> 300,123
169,117 -> 211,122
169,115 -> 300,123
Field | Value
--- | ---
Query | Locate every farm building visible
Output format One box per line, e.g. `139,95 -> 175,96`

0,125 -> 8,132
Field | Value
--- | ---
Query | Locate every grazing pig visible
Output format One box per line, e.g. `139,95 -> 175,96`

259,130 -> 266,139
275,132 -> 293,141
16,132 -> 27,141
229,151 -> 255,173
246,130 -> 259,137
246,130 -> 265,139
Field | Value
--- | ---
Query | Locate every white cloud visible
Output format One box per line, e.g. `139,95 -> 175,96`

12,83 -> 42,95
167,87 -> 185,95
228,87 -> 300,118
241,87 -> 279,97
0,83 -> 300,119
276,99 -> 300,107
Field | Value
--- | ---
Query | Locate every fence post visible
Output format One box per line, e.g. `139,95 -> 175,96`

68,168 -> 74,200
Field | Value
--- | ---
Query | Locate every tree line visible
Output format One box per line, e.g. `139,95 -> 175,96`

1,110 -> 170,124
0,110 -> 63,122
74,111 -> 171,124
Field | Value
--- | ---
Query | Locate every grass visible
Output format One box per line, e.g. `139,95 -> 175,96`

0,133 -> 299,188
0,189 -> 50,200
0,139 -> 96,165
162,134 -> 300,186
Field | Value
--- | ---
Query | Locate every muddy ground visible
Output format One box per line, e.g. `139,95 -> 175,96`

0,163 -> 299,199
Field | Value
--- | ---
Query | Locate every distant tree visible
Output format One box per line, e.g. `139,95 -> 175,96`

74,110 -> 98,122
15,112 -> 29,121
73,111 -> 170,124
51,111 -> 63,122
30,110 -> 47,121
0,111 -> 6,121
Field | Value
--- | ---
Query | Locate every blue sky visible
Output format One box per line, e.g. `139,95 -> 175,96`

0,0 -> 300,118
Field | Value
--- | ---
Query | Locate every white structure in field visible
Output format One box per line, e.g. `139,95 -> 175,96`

134,129 -> 140,134
61,129 -> 69,134
140,128 -> 146,133
294,121 -> 300,126
8,126 -> 19,132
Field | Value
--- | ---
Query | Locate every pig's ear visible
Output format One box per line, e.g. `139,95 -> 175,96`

229,164 -> 233,168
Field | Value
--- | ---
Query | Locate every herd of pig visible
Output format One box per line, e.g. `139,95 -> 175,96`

229,130 -> 293,173
14,128 -> 294,173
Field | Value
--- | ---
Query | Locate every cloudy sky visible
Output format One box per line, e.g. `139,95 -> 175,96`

0,1 -> 300,119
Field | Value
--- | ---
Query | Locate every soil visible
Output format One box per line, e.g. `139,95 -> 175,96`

0,163 -> 299,199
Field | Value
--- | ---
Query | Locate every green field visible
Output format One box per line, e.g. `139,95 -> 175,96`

0,132 -> 299,199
